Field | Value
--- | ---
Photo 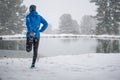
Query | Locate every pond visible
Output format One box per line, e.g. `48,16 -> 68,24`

0,37 -> 120,58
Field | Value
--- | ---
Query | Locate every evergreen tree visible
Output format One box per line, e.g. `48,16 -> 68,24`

0,0 -> 27,35
91,0 -> 120,53
91,0 -> 120,35
58,14 -> 80,34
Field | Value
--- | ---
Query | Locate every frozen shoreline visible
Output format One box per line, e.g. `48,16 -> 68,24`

1,34 -> 120,40
0,53 -> 120,80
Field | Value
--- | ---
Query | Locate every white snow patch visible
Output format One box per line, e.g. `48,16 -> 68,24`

0,53 -> 120,80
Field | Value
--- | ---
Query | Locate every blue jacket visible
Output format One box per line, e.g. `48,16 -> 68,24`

26,11 -> 48,38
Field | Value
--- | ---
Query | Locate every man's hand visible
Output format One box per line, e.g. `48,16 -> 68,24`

30,32 -> 35,37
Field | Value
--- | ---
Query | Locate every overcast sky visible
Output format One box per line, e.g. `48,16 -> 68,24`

23,0 -> 97,29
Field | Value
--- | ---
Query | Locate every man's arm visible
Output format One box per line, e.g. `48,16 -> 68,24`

39,16 -> 48,32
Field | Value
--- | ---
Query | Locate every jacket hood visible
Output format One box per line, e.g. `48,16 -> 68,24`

29,11 -> 39,16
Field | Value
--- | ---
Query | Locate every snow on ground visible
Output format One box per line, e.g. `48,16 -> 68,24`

0,53 -> 120,80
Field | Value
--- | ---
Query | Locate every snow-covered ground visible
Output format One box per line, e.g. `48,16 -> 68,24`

0,53 -> 120,80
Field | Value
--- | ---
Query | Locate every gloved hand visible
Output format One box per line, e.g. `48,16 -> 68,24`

30,32 -> 35,37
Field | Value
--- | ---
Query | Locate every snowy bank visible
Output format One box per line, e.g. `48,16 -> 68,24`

0,54 -> 120,80
1,34 -> 120,40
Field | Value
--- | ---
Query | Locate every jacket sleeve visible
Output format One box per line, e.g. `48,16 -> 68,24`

39,16 -> 48,32
26,15 -> 32,32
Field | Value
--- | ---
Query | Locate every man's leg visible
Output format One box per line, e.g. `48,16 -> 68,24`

31,38 -> 39,68
26,38 -> 33,52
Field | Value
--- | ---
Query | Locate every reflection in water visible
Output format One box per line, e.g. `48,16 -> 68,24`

0,40 -> 26,50
96,39 -> 120,53
38,38 -> 96,56
0,38 -> 120,56
60,38 -> 79,43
